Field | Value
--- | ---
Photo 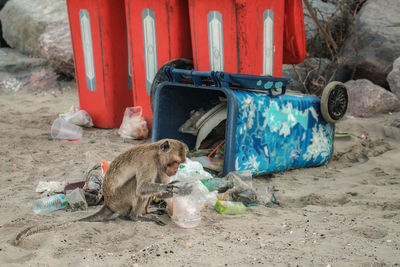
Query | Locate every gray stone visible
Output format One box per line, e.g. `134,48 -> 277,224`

0,0 -> 68,57
303,0 -> 354,58
0,48 -> 59,92
39,21 -> 74,78
338,0 -> 400,88
345,79 -> 400,117
392,116 -> 400,128
387,57 -> 400,99
303,0 -> 337,42
0,48 -> 47,73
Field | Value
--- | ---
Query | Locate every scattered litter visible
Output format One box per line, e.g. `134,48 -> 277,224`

36,181 -> 67,194
219,172 -> 258,205
66,188 -> 88,211
118,106 -> 148,140
33,194 -> 68,214
200,177 -> 233,192
51,118 -> 83,140
191,156 -> 224,173
215,200 -> 246,215
12,164 -> 16,171
179,102 -> 227,173
59,106 -> 93,127
170,158 -> 217,228
82,163 -> 106,206
335,132 -> 369,143
63,181 -> 85,194
185,242 -> 192,249
173,158 -> 213,180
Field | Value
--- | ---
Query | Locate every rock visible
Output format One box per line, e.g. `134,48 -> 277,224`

283,58 -> 332,93
344,79 -> 400,117
0,48 -> 47,73
392,116 -> 400,128
26,68 -> 59,91
0,0 -> 68,57
338,0 -> 400,88
387,57 -> 400,98
0,48 -> 59,92
303,0 -> 337,55
0,0 -> 9,47
39,21 -> 74,78
0,67 -> 59,92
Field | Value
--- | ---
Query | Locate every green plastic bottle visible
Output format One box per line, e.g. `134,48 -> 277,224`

200,178 -> 233,192
215,200 -> 246,214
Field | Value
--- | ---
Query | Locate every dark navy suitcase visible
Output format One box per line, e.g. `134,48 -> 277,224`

152,67 -> 339,176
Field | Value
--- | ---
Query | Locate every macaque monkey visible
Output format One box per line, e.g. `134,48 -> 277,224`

15,139 -> 190,246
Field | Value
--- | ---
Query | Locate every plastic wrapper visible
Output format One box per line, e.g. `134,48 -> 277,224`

118,106 -> 148,139
36,181 -> 67,194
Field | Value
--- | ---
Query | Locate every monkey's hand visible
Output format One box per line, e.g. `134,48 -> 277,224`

157,181 -> 192,198
173,182 -> 192,196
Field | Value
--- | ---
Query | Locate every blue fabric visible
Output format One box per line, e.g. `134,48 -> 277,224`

234,91 -> 334,175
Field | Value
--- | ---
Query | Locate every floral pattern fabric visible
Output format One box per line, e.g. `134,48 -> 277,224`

233,91 -> 334,175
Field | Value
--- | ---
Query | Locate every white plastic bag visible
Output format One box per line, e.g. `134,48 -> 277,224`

59,106 -> 93,127
118,106 -> 148,140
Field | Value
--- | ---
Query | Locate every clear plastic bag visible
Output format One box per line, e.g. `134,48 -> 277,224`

59,106 -> 93,127
118,106 -> 148,140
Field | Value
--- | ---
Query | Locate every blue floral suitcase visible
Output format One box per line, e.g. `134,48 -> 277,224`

152,67 -> 343,176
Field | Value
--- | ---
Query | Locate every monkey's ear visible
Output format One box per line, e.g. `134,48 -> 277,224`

160,140 -> 171,152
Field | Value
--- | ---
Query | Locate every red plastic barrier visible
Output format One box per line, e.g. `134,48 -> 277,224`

125,0 -> 193,125
283,0 -> 307,64
66,0 -> 133,128
189,0 -> 285,77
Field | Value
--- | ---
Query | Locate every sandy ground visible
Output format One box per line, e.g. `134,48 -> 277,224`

0,82 -> 399,267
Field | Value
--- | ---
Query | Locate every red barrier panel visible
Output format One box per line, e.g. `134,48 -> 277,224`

125,0 -> 193,125
283,0 -> 307,64
189,0 -> 285,77
66,0 -> 133,128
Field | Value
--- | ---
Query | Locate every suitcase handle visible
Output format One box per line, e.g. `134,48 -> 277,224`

163,67 -> 290,96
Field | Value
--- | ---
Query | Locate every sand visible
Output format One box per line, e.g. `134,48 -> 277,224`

0,82 -> 399,266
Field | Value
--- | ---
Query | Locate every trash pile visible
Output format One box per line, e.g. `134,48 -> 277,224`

32,156 -> 279,230
33,160 -> 108,214
41,103 -> 278,228
180,101 -> 227,175
166,158 -> 279,229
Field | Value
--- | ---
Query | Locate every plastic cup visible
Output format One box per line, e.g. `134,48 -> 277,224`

51,118 -> 83,140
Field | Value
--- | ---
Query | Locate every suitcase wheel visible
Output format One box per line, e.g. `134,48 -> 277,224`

320,81 -> 349,123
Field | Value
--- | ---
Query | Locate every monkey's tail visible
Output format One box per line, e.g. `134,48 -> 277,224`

78,205 -> 115,222
15,206 -> 114,246
15,222 -> 72,246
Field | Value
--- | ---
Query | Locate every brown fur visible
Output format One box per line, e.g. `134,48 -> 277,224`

15,139 -> 188,246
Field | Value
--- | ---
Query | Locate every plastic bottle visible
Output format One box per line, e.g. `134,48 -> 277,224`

215,200 -> 246,215
33,194 -> 69,214
200,178 -> 233,192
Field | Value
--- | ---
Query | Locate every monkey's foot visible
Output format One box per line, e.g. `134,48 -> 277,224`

147,208 -> 167,216
129,214 -> 166,226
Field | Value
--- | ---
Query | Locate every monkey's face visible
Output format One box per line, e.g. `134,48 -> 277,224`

158,139 -> 188,177
166,156 -> 182,176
